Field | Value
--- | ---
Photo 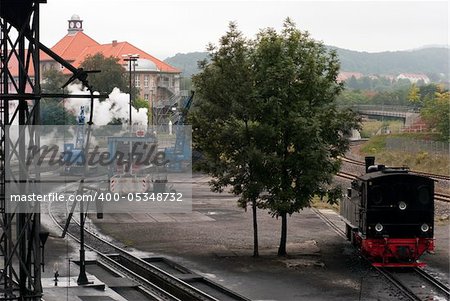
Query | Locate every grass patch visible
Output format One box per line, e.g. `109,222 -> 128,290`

360,134 -> 450,176
360,135 -> 387,154
360,120 -> 404,138
374,151 -> 449,175
360,120 -> 383,138
122,239 -> 135,247
311,196 -> 339,213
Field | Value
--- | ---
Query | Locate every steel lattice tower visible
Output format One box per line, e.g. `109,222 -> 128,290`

0,1 -> 44,299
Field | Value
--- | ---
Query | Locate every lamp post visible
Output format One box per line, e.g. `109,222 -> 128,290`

122,54 -> 139,126
122,54 -> 139,176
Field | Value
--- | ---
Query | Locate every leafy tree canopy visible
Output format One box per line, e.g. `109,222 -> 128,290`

421,88 -> 450,141
192,22 -> 265,257
192,19 -> 361,256
41,69 -> 68,94
79,53 -> 127,93
251,19 -> 360,255
40,99 -> 76,125
134,98 -> 149,110
40,69 -> 76,125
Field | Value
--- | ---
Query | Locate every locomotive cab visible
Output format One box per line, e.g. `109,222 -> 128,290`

340,157 -> 435,267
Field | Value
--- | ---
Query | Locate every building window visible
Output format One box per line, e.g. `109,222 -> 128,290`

135,75 -> 140,87
144,75 -> 149,88
161,77 -> 169,87
144,94 -> 149,100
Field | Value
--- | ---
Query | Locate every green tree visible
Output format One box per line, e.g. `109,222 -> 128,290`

180,77 -> 193,91
133,98 -> 149,110
251,19 -> 360,256
346,76 -> 358,89
408,84 -> 421,108
40,100 -> 76,125
408,84 -> 420,103
336,90 -> 370,106
193,19 -> 360,257
79,53 -> 127,93
192,22 -> 264,257
134,98 -> 150,125
40,69 -> 76,125
421,90 -> 450,141
371,88 -> 410,106
419,84 -> 438,100
41,69 -> 68,93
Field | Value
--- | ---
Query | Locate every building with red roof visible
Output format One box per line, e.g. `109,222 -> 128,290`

40,14 -> 180,103
337,71 -> 364,82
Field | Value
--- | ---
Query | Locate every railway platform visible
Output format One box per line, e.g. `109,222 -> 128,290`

39,234 -> 132,301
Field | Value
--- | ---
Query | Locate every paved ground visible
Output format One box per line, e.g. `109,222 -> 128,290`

39,212 -> 130,301
90,173 -> 450,300
39,171 -> 449,300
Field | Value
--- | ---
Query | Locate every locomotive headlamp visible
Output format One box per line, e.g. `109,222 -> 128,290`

398,201 -> 407,210
421,224 -> 430,232
375,223 -> 383,232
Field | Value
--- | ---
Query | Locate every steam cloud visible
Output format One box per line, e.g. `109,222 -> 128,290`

65,84 -> 148,126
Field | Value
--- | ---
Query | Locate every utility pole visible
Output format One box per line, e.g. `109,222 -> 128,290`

122,54 -> 139,126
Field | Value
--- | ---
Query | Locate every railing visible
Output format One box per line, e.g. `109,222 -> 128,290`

386,137 -> 449,154
158,81 -> 176,95
351,104 -> 419,113
157,80 -> 170,88
154,94 -> 180,109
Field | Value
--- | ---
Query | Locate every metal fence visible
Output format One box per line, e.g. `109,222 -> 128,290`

386,137 -> 449,154
352,104 -> 419,113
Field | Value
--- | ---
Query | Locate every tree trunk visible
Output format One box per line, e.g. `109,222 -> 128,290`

252,199 -> 259,257
278,212 -> 287,256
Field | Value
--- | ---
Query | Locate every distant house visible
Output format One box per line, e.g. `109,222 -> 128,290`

396,73 -> 430,84
337,71 -> 364,82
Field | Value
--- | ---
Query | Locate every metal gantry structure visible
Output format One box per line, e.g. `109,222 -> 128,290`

0,0 -> 44,299
0,1 -> 101,299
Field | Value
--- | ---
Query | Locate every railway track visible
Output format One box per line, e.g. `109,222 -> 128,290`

312,207 -> 450,301
376,268 -> 422,301
311,208 -> 346,239
336,171 -> 450,203
379,267 -> 450,301
336,171 -> 357,181
340,156 -> 450,182
48,200 -> 250,301
435,192 -> 450,203
413,267 -> 450,298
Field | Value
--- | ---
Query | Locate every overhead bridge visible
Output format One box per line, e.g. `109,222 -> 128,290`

351,105 -> 420,126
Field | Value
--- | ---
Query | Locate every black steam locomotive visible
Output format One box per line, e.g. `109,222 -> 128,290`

340,157 -> 434,267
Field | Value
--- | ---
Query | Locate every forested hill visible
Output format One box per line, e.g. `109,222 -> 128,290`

330,47 -> 449,75
164,47 -> 449,77
164,52 -> 209,77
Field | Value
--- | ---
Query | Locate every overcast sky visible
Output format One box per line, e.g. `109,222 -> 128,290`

40,1 -> 449,60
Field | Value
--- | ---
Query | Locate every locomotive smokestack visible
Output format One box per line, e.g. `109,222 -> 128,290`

365,156 -> 375,173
